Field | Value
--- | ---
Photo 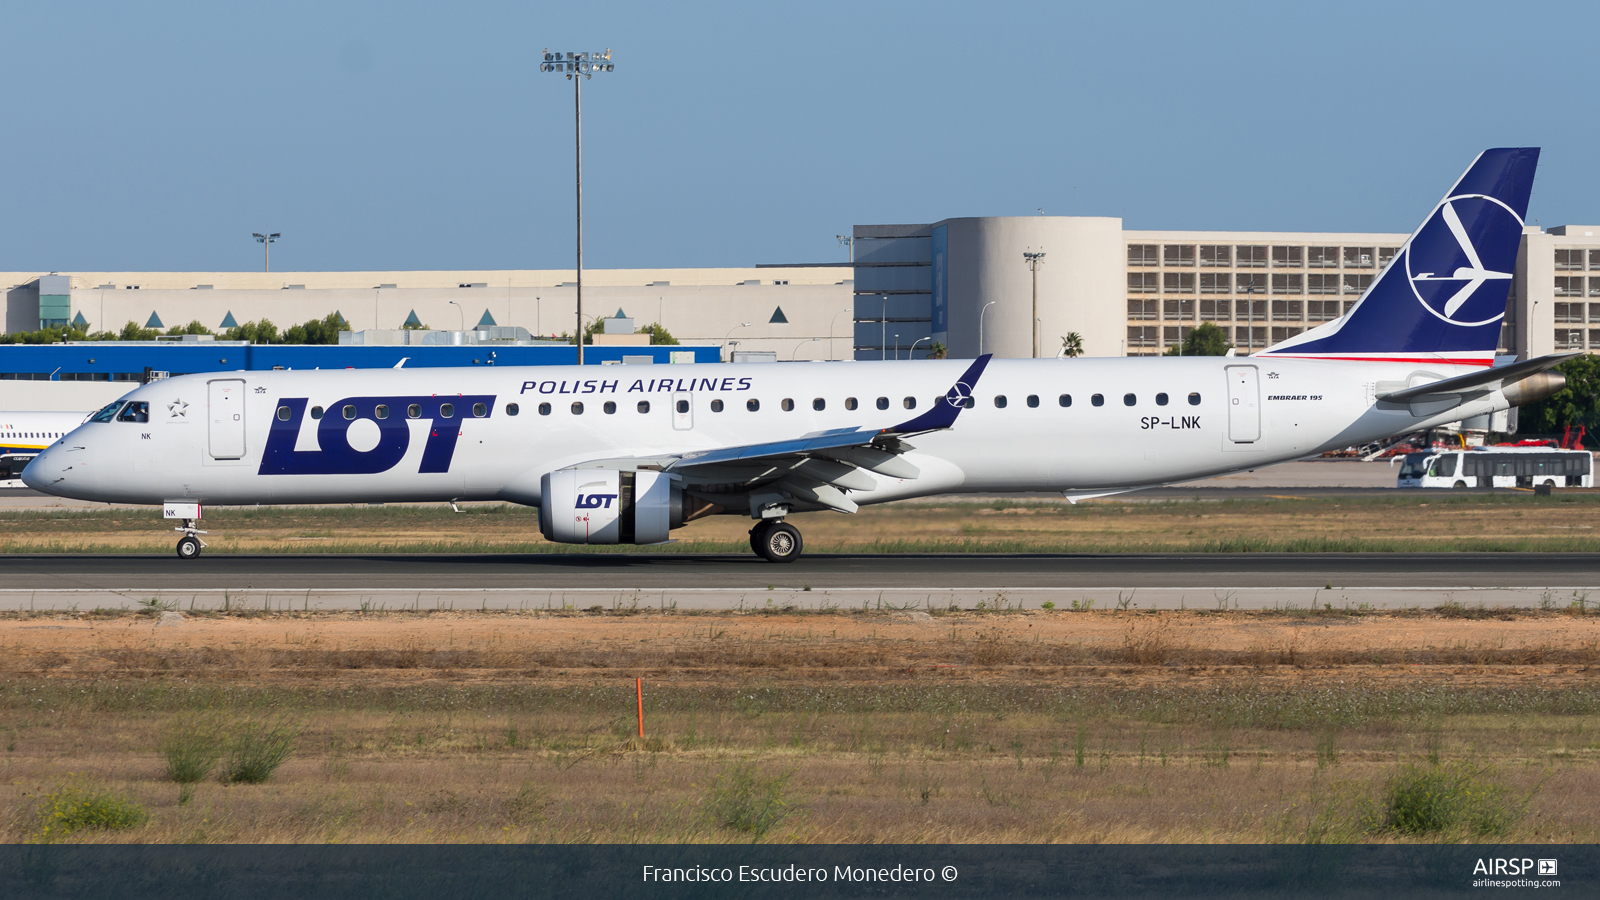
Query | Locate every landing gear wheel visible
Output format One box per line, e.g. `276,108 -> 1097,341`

176,535 -> 202,559
754,522 -> 803,563
749,522 -> 770,556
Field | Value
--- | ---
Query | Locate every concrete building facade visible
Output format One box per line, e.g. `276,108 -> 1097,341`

6,220 -> 1594,364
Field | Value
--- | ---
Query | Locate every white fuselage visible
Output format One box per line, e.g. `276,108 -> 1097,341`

24,357 -> 1512,508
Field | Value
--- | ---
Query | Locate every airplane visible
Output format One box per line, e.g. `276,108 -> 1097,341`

1,411 -> 95,486
23,148 -> 1572,562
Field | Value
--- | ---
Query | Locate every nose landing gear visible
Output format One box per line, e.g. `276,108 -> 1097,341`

174,520 -> 208,559
163,502 -> 208,560
749,519 -> 803,563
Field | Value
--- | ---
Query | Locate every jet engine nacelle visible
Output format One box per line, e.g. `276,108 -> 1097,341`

539,469 -> 682,545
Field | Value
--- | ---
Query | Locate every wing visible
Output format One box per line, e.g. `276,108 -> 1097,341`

568,355 -> 991,518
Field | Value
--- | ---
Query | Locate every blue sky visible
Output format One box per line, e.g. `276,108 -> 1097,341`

2,1 -> 1597,272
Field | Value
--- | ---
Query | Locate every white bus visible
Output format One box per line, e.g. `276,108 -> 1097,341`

1396,447 -> 1594,489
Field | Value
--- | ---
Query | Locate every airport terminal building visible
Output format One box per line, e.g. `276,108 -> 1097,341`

4,218 -> 1595,364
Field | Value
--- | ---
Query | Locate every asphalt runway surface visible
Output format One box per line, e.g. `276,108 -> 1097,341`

3,552 -> 1598,611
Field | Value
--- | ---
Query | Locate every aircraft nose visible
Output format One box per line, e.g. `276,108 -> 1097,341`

21,446 -> 63,492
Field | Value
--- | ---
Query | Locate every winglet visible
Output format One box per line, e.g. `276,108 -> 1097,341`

885,354 -> 991,435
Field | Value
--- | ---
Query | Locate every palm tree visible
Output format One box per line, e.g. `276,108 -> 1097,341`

1058,332 -> 1084,358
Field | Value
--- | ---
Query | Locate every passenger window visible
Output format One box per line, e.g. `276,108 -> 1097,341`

310,406 -> 324,420
571,402 -> 584,415
407,404 -> 421,418
1188,392 -> 1201,406
711,399 -> 724,412
343,405 -> 357,420
903,397 -> 917,410
845,397 -> 858,410
376,404 -> 389,419
603,401 -> 616,414
440,403 -> 455,418
506,403 -> 519,416
1027,395 -> 1039,408
1155,393 -> 1168,406
1059,394 -> 1072,407
781,399 -> 795,411
963,397 -> 975,408
277,406 -> 291,421
813,398 -> 825,411
538,403 -> 551,416
637,401 -> 651,414
472,402 -> 487,417
1091,394 -> 1104,407
1123,394 -> 1136,407
676,400 -> 690,414
876,397 -> 889,410
746,399 -> 760,412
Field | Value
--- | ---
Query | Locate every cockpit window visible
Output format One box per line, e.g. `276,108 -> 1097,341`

89,402 -> 122,423
115,402 -> 149,423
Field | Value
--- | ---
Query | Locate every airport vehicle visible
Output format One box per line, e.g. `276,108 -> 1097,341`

23,148 -> 1575,561
1396,447 -> 1593,489
0,411 -> 96,487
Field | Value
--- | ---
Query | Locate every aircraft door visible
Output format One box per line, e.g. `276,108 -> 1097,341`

1225,365 -> 1260,443
207,379 -> 247,459
672,392 -> 693,430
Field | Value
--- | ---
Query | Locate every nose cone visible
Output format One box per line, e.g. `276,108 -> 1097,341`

21,446 -> 66,494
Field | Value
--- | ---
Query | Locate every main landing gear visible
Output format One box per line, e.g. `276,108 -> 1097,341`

749,519 -> 803,563
174,520 -> 208,559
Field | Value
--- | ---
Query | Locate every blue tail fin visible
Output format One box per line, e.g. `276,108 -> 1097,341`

1259,148 -> 1538,367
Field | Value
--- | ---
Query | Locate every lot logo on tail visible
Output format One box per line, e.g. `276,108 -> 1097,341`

259,395 -> 495,476
1408,194 -> 1521,327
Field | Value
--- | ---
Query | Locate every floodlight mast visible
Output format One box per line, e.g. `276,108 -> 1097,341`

541,48 -> 615,365
253,233 -> 280,273
1023,251 -> 1045,358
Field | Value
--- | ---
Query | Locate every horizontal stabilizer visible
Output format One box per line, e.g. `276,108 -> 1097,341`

1375,352 -> 1578,402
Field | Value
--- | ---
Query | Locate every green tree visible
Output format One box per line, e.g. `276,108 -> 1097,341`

1163,322 -> 1233,356
222,319 -> 281,344
112,321 -> 162,341
927,341 -> 947,360
1517,354 -> 1600,434
165,320 -> 214,337
0,324 -> 85,344
637,323 -> 679,345
282,313 -> 349,345
1059,332 -> 1084,358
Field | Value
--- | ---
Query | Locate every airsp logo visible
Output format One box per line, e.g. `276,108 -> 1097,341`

1406,193 -> 1522,327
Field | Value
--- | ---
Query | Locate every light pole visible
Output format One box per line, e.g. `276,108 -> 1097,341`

880,295 -> 888,361
541,48 -> 614,365
828,305 -> 852,361
893,333 -> 899,361
447,299 -> 465,332
978,301 -> 997,357
724,322 -> 751,362
253,233 -> 280,272
1239,280 -> 1261,355
1023,251 -> 1045,358
910,336 -> 930,360
836,234 -> 854,263
790,337 -> 821,360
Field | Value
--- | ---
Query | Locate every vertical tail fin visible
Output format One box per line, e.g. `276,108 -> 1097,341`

1259,148 -> 1539,367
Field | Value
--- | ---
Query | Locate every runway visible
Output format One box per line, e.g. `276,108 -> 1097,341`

4,552 -> 1597,612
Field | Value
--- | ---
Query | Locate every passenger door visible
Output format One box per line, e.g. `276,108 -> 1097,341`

672,392 -> 693,431
1225,365 -> 1260,443
207,379 -> 246,459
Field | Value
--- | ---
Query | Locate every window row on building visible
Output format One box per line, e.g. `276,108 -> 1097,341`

1553,302 -> 1600,322
1126,325 -> 1302,350
1553,249 -> 1600,271
1129,273 -> 1376,295
1127,298 -> 1353,322
1555,328 -> 1600,351
1552,277 -> 1600,297
1128,244 -> 1398,269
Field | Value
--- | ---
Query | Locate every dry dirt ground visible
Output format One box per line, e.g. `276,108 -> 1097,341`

2,607 -> 1599,843
3,491 -> 1600,553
